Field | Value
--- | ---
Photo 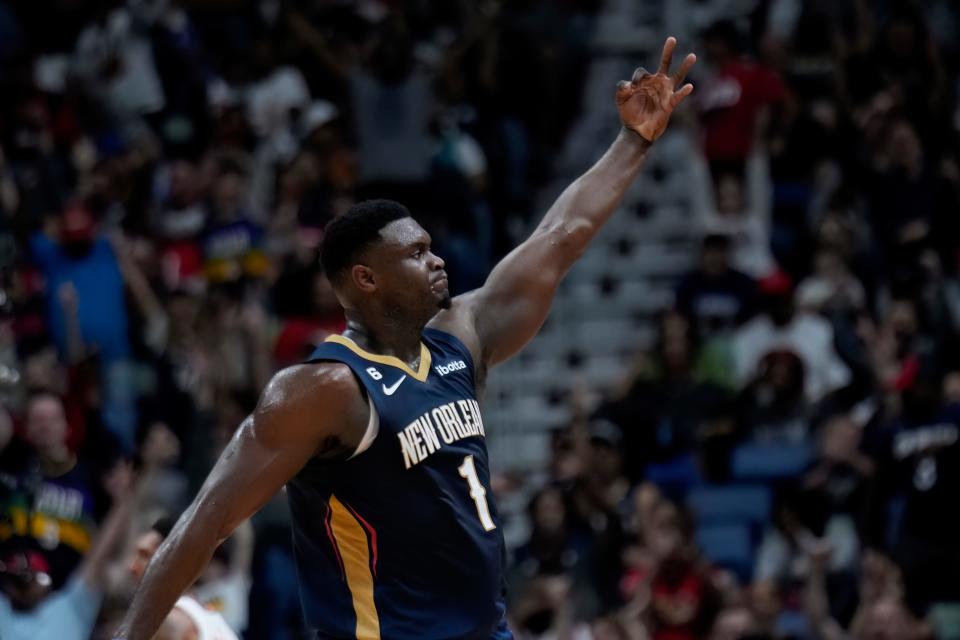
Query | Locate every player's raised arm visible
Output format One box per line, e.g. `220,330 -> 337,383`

449,38 -> 695,368
114,363 -> 368,640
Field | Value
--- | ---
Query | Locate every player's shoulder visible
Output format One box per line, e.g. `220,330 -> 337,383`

260,361 -> 363,416
253,361 -> 369,453
270,360 -> 359,394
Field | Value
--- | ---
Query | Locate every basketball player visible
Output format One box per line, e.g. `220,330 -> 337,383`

127,516 -> 238,640
116,37 -> 696,639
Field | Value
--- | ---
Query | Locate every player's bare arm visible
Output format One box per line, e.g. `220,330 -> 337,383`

432,37 -> 695,369
114,363 -> 370,640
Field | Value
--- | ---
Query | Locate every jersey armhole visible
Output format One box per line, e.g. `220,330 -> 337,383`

302,353 -> 381,460
347,394 -> 380,459
422,328 -> 477,375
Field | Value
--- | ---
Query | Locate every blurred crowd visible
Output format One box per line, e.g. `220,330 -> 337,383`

0,0 -> 596,638
504,1 -> 960,639
2,0 -> 960,639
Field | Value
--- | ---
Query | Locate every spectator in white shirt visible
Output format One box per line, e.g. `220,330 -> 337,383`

733,271 -> 851,402
795,249 -> 867,315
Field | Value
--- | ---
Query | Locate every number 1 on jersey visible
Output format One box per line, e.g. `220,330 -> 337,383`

458,455 -> 497,531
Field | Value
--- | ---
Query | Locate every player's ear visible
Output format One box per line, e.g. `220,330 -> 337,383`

351,264 -> 377,293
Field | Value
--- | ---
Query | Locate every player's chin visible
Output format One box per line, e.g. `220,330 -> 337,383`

430,279 -> 451,309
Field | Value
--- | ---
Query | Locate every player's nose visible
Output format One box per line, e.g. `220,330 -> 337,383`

428,252 -> 445,270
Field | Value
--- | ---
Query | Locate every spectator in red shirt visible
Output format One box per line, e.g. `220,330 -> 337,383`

698,20 -> 786,165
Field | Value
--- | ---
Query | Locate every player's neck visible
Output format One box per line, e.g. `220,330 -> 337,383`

342,312 -> 424,365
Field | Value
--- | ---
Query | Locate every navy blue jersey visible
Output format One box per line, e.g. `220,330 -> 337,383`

288,328 -> 512,639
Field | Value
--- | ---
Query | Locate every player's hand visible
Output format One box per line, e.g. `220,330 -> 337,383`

616,37 -> 696,143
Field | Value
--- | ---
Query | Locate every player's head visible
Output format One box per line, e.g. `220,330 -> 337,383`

320,199 -> 450,323
128,514 -> 177,584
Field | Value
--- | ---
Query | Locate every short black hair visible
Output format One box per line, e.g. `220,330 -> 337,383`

150,514 -> 178,540
319,199 -> 412,281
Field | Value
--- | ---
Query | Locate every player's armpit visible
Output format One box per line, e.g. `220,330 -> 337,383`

451,228 -> 572,369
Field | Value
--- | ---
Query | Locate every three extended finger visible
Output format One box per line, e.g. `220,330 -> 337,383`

672,53 -> 697,87
658,36 -> 677,76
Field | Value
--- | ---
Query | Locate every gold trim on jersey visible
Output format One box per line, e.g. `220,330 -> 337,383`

328,495 -> 380,639
324,334 -> 432,382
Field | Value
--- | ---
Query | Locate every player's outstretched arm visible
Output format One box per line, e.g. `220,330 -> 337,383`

114,363 -> 367,640
442,38 -> 695,368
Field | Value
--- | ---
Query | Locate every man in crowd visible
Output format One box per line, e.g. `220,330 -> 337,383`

0,462 -> 132,640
